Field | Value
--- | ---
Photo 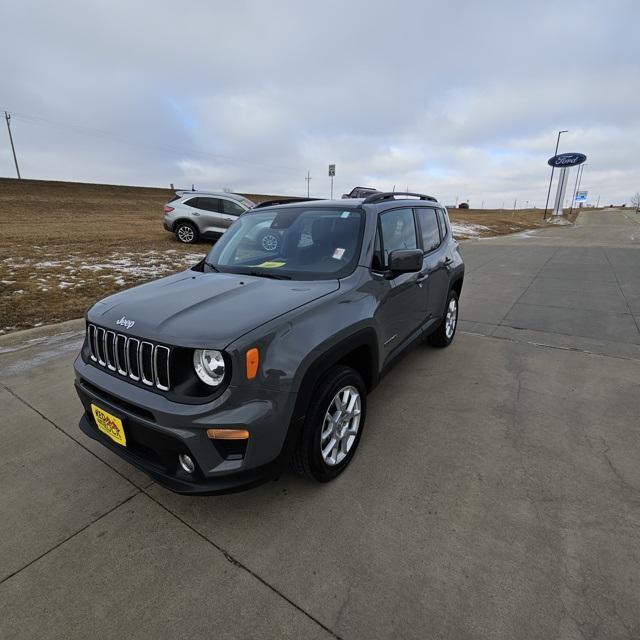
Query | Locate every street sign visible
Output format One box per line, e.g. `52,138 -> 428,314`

548,152 -> 587,168
575,190 -> 588,202
328,164 -> 336,177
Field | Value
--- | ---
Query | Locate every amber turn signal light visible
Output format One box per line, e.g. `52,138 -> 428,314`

246,347 -> 259,379
207,428 -> 250,440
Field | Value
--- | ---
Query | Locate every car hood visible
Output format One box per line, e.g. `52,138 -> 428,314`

88,270 -> 339,348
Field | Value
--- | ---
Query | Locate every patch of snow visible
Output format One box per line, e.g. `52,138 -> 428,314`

451,222 -> 489,237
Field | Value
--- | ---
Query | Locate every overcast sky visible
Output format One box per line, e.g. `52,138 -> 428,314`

1,0 -> 638,207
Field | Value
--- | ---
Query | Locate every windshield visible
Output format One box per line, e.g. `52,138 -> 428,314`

205,206 -> 364,280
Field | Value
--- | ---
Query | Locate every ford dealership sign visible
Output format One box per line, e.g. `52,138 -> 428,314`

548,152 -> 587,168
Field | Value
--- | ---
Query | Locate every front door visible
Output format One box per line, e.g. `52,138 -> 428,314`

374,207 -> 425,359
220,198 -> 246,229
195,197 -> 226,234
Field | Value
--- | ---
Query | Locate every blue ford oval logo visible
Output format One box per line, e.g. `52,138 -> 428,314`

548,152 -> 587,168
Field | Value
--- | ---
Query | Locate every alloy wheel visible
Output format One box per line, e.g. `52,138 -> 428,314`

261,233 -> 279,251
445,297 -> 458,339
320,385 -> 362,466
178,225 -> 195,243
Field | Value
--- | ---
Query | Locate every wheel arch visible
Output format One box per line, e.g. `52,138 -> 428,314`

450,271 -> 464,298
172,218 -> 198,233
291,327 -> 379,424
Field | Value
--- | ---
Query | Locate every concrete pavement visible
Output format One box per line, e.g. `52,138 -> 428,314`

1,209 -> 639,639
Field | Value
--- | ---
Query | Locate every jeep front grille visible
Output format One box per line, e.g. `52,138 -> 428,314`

87,324 -> 171,391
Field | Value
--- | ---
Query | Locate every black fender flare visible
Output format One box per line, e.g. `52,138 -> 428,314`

272,327 -> 379,473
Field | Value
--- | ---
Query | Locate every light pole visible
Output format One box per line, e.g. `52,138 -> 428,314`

543,129 -> 567,220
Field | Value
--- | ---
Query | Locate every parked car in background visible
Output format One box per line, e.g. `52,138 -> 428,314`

163,191 -> 256,244
342,186 -> 379,199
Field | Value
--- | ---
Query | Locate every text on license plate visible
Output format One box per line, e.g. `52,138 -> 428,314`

91,404 -> 127,446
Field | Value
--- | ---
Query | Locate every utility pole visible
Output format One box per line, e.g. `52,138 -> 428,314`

513,198 -> 517,211
305,171 -> 312,197
596,195 -> 600,208
544,129 -> 568,220
4,111 -> 21,179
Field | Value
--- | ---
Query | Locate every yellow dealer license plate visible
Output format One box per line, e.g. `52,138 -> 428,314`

91,404 -> 127,447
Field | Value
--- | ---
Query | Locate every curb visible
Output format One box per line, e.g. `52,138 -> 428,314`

0,318 -> 85,349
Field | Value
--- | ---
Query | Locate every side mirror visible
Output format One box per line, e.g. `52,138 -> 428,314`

388,249 -> 423,275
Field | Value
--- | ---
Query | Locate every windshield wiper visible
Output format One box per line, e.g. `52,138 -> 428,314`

246,270 -> 291,280
204,261 -> 219,272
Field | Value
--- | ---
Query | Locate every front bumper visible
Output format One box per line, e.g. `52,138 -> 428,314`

74,356 -> 298,495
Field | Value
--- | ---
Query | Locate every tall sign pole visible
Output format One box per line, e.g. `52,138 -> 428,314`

552,167 -> 570,216
547,152 -> 587,219
4,111 -> 21,179
328,164 -> 335,199
544,130 -> 567,219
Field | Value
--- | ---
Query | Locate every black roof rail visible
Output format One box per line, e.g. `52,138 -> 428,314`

252,197 -> 320,209
362,191 -> 438,204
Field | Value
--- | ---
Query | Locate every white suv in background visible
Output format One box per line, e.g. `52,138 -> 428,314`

163,191 -> 255,244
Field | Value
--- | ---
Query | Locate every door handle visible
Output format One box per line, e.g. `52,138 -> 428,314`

443,257 -> 453,266
417,273 -> 429,283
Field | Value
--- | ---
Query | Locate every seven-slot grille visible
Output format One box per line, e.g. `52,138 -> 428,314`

87,324 -> 171,391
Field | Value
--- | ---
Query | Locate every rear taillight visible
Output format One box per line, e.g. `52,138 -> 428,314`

164,205 -> 174,213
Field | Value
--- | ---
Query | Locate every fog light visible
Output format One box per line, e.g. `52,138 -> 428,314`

178,453 -> 195,474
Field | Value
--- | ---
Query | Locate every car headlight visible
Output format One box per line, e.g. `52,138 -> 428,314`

193,349 -> 226,386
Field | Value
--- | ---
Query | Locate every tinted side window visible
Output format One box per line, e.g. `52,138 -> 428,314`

197,198 -> 222,212
416,208 -> 441,252
436,208 -> 448,237
380,208 -> 417,265
184,197 -> 199,208
222,199 -> 245,216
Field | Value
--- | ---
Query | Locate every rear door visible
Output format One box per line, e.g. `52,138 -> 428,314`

415,206 -> 449,323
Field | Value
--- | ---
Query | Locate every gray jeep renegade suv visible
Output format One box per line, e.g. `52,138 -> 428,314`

74,192 -> 464,494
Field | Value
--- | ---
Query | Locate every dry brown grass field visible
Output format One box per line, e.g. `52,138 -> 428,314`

0,178 -> 547,334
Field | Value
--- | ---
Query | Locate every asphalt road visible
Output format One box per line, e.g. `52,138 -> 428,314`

1,209 -> 639,639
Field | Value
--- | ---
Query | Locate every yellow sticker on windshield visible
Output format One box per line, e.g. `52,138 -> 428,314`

254,261 -> 286,268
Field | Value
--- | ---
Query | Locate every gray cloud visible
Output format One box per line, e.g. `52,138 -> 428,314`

1,0 -> 639,206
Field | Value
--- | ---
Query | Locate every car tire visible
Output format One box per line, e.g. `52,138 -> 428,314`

256,228 -> 281,252
292,365 -> 367,482
175,222 -> 199,244
427,289 -> 459,348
